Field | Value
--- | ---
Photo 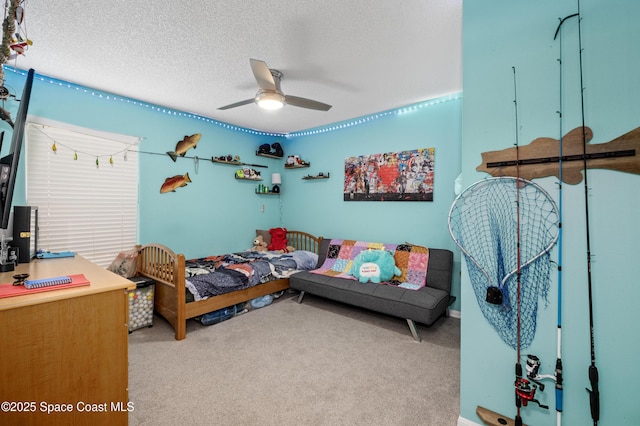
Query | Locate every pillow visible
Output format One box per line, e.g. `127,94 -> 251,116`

392,242 -> 430,290
256,229 -> 271,246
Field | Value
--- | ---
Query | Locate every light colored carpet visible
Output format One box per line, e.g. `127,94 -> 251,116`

128,291 -> 460,425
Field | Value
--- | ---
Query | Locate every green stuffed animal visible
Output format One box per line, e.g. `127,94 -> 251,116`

349,249 -> 401,284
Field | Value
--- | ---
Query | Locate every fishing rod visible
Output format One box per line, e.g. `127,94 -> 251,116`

522,18 -> 574,426
551,14 -> 578,426
134,149 -> 270,168
512,65 -> 524,426
510,66 -> 552,426
554,18 -> 566,426
576,1 -> 600,424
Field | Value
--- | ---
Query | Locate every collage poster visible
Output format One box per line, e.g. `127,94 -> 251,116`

343,148 -> 435,201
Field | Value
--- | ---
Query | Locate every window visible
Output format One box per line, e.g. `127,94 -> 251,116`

26,117 -> 139,267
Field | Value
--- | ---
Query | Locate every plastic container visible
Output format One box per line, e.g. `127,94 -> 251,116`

199,302 -> 246,326
128,276 -> 155,332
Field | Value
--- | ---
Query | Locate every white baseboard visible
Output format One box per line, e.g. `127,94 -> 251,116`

450,309 -> 461,319
457,415 -> 481,426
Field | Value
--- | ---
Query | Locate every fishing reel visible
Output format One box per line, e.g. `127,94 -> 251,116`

525,354 -> 556,392
515,376 -> 548,409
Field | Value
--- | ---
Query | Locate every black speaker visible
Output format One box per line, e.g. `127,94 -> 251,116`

12,205 -> 31,264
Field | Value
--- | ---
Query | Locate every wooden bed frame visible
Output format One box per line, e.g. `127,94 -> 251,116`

135,231 -> 322,340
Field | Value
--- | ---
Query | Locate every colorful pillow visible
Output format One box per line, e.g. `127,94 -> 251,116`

391,243 -> 430,290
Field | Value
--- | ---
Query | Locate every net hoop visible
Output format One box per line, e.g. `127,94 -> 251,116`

448,176 -> 559,349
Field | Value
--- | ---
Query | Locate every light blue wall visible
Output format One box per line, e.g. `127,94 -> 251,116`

462,1 -> 639,425
2,68 -> 280,258
4,65 -> 463,310
283,96 -> 462,311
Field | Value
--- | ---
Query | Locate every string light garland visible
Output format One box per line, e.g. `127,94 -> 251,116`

5,66 -> 462,139
32,124 -> 140,168
287,94 -> 462,138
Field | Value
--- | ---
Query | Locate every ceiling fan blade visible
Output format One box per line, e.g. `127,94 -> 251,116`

218,98 -> 254,110
250,58 -> 277,91
285,95 -> 332,111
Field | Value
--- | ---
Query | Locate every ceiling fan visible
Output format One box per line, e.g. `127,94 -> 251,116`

218,59 -> 332,112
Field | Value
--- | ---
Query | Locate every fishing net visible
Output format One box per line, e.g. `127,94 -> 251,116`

448,177 -> 559,349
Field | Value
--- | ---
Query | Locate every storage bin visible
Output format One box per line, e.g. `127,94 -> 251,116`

198,302 -> 247,326
127,276 -> 155,332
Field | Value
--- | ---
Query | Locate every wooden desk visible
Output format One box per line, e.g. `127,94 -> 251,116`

0,256 -> 135,426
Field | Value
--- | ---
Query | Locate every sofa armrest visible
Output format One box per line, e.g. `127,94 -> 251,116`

425,248 -> 454,294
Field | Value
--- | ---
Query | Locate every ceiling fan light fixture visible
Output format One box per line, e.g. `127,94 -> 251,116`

255,91 -> 285,110
218,59 -> 331,112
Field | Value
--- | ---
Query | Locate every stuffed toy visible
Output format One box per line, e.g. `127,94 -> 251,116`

251,235 -> 268,252
281,245 -> 296,253
349,249 -> 401,284
267,227 -> 295,252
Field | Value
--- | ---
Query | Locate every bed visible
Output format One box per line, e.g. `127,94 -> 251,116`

135,230 -> 322,340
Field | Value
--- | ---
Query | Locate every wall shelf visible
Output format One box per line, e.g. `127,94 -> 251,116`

285,163 -> 310,169
212,157 -> 268,168
255,190 -> 280,195
256,151 -> 284,159
235,176 -> 263,181
212,158 -> 243,166
302,172 -> 330,180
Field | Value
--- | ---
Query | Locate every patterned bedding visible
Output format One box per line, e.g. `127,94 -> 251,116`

185,250 -> 319,301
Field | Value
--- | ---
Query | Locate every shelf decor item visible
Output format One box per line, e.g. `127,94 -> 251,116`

235,168 -> 262,180
271,173 -> 281,193
285,155 -> 310,168
256,142 -> 284,158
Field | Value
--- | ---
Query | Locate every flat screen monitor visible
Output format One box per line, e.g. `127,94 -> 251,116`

0,68 -> 34,230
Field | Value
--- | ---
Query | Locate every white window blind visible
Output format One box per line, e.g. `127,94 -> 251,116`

25,118 -> 139,267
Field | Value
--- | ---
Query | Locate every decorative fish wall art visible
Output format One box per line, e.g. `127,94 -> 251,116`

167,134 -> 201,162
476,126 -> 640,184
160,173 -> 191,193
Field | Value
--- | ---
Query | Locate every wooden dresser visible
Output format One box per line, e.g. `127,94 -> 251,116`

0,255 -> 135,426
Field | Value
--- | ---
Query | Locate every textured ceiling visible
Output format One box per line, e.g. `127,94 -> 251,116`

11,0 -> 462,135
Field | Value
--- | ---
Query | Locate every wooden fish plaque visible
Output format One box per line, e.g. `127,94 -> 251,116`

477,126 -> 640,184
476,406 -> 526,426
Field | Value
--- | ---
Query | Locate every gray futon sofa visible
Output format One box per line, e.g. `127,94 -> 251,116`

289,238 -> 455,341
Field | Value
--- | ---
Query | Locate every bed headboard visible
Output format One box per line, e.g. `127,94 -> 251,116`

135,243 -> 186,288
255,229 -> 322,254
286,230 -> 323,253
